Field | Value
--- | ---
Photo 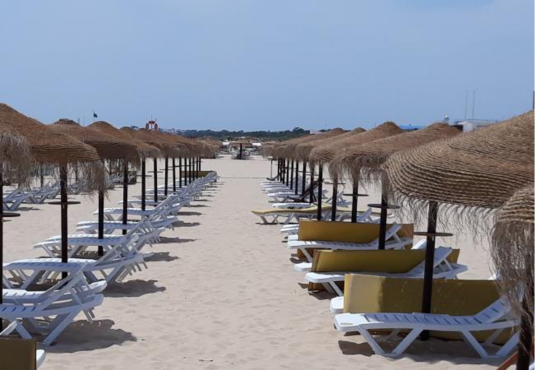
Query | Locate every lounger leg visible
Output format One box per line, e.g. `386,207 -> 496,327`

460,330 -> 492,358
43,311 -> 79,346
390,328 -> 422,356
359,329 -> 388,356
495,332 -> 519,357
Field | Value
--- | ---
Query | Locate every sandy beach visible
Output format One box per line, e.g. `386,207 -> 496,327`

4,155 -> 501,369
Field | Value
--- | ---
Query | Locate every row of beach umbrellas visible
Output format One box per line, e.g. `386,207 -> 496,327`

0,103 -> 218,328
265,111 -> 534,368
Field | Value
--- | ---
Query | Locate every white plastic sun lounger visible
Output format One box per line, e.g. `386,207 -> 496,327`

308,246 -> 467,297
334,298 -> 519,358
0,321 -> 46,368
289,224 -> 412,272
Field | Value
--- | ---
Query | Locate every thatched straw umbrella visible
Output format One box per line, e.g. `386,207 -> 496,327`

310,122 -> 403,221
0,125 -> 32,329
492,186 -> 534,369
0,103 -> 105,276
294,128 -> 367,219
88,121 -> 162,211
383,111 -> 534,354
50,119 -> 140,245
121,128 -> 180,202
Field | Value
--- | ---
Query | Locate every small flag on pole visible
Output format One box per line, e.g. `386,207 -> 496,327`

93,111 -> 98,119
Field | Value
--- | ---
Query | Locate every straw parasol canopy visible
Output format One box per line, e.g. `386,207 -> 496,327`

384,111 -> 534,213
50,119 -> 140,166
0,125 -> 32,183
273,128 -> 347,160
0,103 -> 105,191
89,121 -> 162,159
328,121 -> 404,178
350,123 -> 461,182
121,128 -> 181,157
491,186 -> 534,322
300,127 -> 366,165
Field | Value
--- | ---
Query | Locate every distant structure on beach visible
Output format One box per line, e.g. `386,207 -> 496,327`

454,119 -> 501,132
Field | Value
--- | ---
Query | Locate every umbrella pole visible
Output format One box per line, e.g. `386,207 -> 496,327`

141,158 -> 146,211
294,161 -> 299,195
301,162 -> 307,196
153,158 -> 158,203
516,296 -> 533,370
420,200 -> 439,340
60,165 -> 68,278
0,171 -> 3,330
316,165 -> 324,221
284,159 -> 290,186
351,178 -> 359,223
98,188 -> 104,256
331,178 -> 338,221
377,181 -> 389,250
290,160 -> 294,190
40,165 -> 44,188
309,167 -> 315,204
179,158 -> 182,188
122,160 -> 128,235
164,157 -> 169,196
172,158 -> 176,192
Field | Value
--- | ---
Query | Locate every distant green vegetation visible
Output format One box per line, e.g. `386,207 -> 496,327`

180,127 -> 311,141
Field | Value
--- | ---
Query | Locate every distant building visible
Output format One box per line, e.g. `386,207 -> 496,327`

454,119 -> 500,132
399,124 -> 422,131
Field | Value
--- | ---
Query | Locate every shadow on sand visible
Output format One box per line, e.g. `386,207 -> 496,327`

144,252 -> 179,262
172,221 -> 200,228
104,279 -> 166,298
46,319 -> 137,353
158,236 -> 197,244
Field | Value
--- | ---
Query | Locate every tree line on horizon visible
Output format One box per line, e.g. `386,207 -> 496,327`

180,127 -> 317,141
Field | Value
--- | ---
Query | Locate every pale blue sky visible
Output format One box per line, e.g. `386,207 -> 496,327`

0,0 -> 532,131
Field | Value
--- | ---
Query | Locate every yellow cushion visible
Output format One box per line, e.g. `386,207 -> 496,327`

308,249 -> 460,291
343,275 -> 514,343
298,220 -> 413,243
0,337 -> 37,370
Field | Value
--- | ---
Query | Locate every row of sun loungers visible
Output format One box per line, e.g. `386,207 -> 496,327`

1,171 -> 219,351
259,177 -> 520,361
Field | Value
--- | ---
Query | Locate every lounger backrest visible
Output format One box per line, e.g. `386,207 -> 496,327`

356,208 -> 373,222
411,239 -> 427,250
371,224 -> 401,245
474,298 -> 508,323
405,247 -> 452,277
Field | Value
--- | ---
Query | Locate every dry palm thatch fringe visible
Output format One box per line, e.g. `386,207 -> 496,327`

51,119 -> 141,167
298,127 -> 366,164
383,110 -> 534,234
352,123 -> 461,183
328,121 -> 403,179
121,127 -> 179,157
0,129 -> 33,184
0,103 -> 106,193
491,186 -> 534,326
271,129 -> 346,159
89,121 -> 162,159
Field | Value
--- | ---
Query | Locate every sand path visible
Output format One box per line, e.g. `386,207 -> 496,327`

4,156 -> 499,369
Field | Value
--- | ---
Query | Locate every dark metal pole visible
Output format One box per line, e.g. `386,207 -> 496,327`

164,157 -> 169,196
0,171 -> 3,329
172,158 -> 177,192
98,189 -> 104,256
179,157 -> 182,188
294,161 -> 299,195
301,162 -> 307,196
331,178 -> 338,221
420,200 -> 439,340
316,165 -> 324,221
290,160 -> 294,190
122,160 -> 128,235
153,158 -> 158,203
351,178 -> 359,223
284,159 -> 290,186
377,181 -> 389,250
141,158 -> 146,211
309,167 -> 315,204
516,296 -> 533,370
60,165 -> 68,279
